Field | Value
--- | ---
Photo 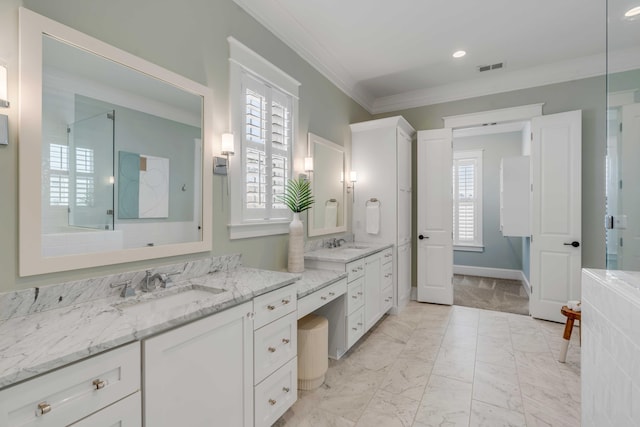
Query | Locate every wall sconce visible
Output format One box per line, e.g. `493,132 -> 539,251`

347,170 -> 358,201
0,64 -> 8,108
214,133 -> 235,175
304,156 -> 314,172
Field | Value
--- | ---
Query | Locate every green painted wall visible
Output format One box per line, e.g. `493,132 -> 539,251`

0,0 -> 371,292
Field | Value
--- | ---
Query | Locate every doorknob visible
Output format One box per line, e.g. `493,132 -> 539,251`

418,234 -> 429,240
563,241 -> 580,248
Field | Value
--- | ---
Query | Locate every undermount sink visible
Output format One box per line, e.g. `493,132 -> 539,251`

113,286 -> 226,315
344,245 -> 370,250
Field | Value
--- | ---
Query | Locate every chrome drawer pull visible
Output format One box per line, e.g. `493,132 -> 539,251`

267,305 -> 276,311
329,292 -> 335,296
268,346 -> 277,353
282,387 -> 290,393
282,338 -> 290,344
321,296 -> 327,300
351,269 -> 358,273
357,322 -> 363,326
352,327 -> 358,331
358,291 -> 363,295
352,295 -> 358,299
358,266 -> 363,270
282,299 -> 290,305
37,402 -> 51,416
269,398 -> 277,406
92,379 -> 106,390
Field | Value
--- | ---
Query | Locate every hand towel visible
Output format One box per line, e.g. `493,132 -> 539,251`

324,204 -> 338,228
366,204 -> 380,234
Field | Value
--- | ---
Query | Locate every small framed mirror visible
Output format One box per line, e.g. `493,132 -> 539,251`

307,133 -> 347,236
19,8 -> 213,276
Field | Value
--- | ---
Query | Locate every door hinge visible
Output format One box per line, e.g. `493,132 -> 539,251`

620,237 -> 624,247
530,235 -> 533,243
619,180 -> 623,190
620,122 -> 623,132
530,183 -> 533,192
530,132 -> 533,141
67,126 -> 71,134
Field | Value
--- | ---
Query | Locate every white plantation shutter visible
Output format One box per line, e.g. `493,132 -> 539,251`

453,151 -> 483,247
242,73 -> 292,221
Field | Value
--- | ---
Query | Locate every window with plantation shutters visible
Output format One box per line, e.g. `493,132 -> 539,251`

242,73 -> 291,220
228,36 -> 300,239
453,150 -> 483,248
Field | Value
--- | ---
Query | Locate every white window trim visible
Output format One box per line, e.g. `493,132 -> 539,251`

453,149 -> 483,248
227,37 -> 300,240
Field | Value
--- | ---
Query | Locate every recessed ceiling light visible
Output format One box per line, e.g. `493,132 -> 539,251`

625,6 -> 640,17
453,50 -> 466,58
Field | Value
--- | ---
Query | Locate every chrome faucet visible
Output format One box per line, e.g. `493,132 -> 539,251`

141,270 -> 180,292
336,238 -> 347,247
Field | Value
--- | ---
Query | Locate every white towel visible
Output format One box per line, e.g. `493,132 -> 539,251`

324,204 -> 338,228
366,204 -> 380,234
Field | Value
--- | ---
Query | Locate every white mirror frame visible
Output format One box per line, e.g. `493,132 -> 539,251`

18,8 -> 213,276
307,133 -> 347,237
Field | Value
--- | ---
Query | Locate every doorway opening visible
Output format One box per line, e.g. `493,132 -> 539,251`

451,122 -> 531,315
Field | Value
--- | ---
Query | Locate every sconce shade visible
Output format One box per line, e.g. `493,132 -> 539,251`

304,157 -> 314,172
0,65 -> 8,108
221,133 -> 235,155
350,171 -> 358,183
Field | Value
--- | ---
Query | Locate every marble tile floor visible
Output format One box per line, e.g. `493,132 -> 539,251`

454,275 -> 530,316
274,302 -> 581,427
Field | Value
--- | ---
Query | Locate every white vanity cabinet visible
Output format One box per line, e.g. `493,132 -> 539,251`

0,342 -> 141,427
307,247 -> 393,358
252,284 -> 298,427
142,301 -> 254,427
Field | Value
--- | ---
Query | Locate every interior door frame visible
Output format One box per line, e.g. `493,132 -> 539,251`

417,103 -> 544,306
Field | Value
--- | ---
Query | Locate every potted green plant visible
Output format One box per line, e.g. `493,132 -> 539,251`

279,178 -> 314,273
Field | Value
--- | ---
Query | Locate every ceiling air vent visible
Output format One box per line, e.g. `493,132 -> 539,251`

478,62 -> 504,72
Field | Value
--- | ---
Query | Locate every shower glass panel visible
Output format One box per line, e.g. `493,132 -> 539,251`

605,0 -> 640,271
67,110 -> 115,230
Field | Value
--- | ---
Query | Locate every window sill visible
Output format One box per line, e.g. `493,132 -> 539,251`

454,245 -> 484,253
228,220 -> 291,240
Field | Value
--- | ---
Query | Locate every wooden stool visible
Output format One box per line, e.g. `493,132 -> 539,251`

559,305 -> 581,363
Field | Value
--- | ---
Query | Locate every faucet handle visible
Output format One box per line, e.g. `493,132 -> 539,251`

111,280 -> 135,298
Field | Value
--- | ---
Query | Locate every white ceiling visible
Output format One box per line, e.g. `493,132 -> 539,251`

233,0 -> 640,114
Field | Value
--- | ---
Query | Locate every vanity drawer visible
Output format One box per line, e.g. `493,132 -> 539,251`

346,259 -> 365,282
347,277 -> 365,314
254,357 -> 297,427
297,278 -> 347,319
381,248 -> 394,265
254,311 -> 297,384
382,262 -> 393,289
69,391 -> 141,426
0,342 -> 140,427
347,306 -> 365,348
382,285 -> 394,312
254,284 -> 297,329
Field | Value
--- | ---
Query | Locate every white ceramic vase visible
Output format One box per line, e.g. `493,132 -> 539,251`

288,212 -> 304,273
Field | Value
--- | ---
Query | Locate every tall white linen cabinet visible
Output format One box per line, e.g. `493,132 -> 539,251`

350,116 -> 415,313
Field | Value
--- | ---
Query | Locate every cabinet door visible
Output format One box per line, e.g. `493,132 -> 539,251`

143,301 -> 253,427
364,253 -> 382,330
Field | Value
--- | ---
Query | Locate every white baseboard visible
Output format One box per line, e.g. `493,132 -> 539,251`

453,265 -> 523,281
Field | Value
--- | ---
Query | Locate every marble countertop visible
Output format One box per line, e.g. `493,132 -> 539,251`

0,267 -> 297,389
295,268 -> 348,299
304,243 -> 393,263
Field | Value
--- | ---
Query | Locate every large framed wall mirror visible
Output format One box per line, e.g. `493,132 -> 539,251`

18,8 -> 213,276
307,133 -> 347,236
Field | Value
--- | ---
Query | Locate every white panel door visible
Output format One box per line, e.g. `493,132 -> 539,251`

620,103 -> 640,269
530,110 -> 582,322
417,129 -> 453,304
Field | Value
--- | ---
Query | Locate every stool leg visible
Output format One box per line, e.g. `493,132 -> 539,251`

559,317 -> 574,363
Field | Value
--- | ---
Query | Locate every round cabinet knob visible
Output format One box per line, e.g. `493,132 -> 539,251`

329,292 -> 335,296
92,379 -> 106,390
269,399 -> 277,406
267,305 -> 276,311
282,338 -> 290,344
282,299 -> 290,305
282,387 -> 290,393
321,296 -> 327,300
268,346 -> 276,353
